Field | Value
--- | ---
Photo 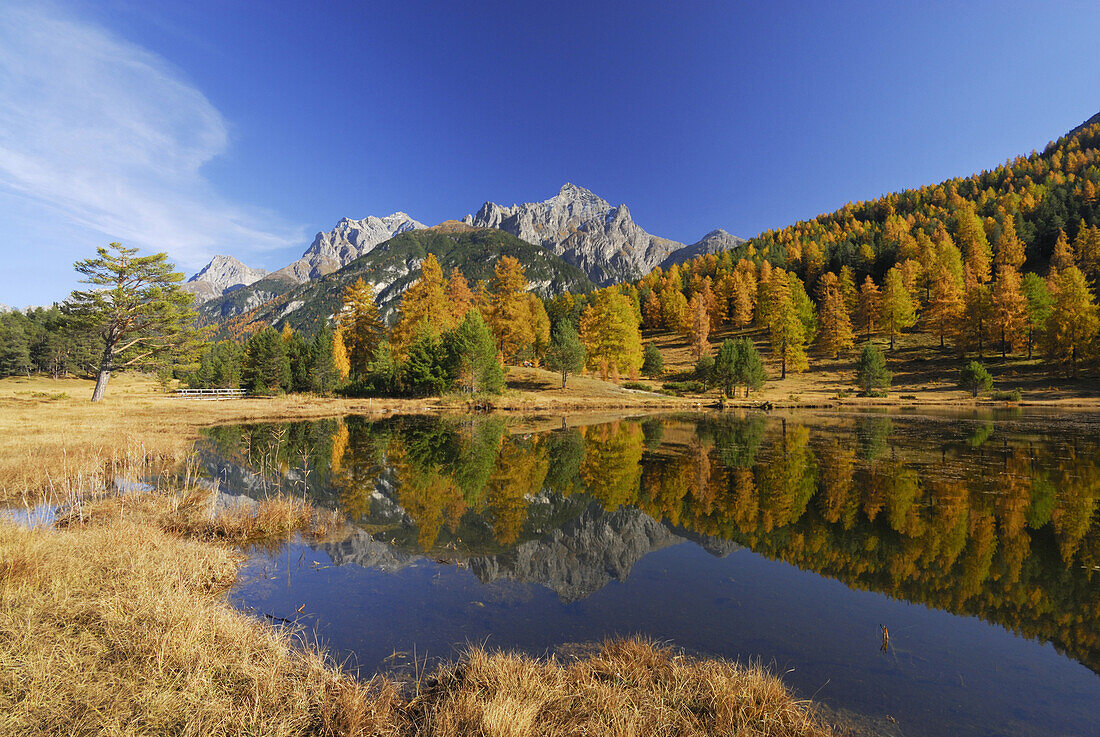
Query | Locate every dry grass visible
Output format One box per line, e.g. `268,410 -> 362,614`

0,518 -> 835,737
411,638 -> 834,737
0,517 -> 402,737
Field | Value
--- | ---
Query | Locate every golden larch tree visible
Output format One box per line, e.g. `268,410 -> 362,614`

857,276 -> 882,341
816,271 -> 855,358
579,287 -> 644,380
1045,266 -> 1099,376
991,265 -> 1028,358
764,269 -> 808,378
688,292 -> 710,359
489,256 -> 533,362
879,267 -> 917,350
392,254 -> 452,350
337,278 -> 386,375
445,267 -> 475,323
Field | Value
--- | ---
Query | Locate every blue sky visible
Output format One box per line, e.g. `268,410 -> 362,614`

2,0 -> 1099,306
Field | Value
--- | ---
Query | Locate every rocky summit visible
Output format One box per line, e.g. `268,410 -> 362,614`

273,213 -> 427,282
182,255 -> 268,302
658,228 -> 746,269
463,183 -> 686,285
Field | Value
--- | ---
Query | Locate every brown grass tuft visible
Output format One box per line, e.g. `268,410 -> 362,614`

411,639 -> 835,737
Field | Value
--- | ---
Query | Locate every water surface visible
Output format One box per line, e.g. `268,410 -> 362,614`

198,410 -> 1100,737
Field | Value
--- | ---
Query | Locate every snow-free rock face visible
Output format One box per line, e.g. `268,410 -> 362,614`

274,213 -> 427,282
463,183 -> 684,285
183,255 -> 268,303
658,228 -> 746,270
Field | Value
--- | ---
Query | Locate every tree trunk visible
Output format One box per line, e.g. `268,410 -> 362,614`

1001,327 -> 1007,360
91,369 -> 110,402
91,343 -> 113,402
561,369 -> 567,390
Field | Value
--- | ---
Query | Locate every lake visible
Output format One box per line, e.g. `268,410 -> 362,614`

195,410 -> 1100,736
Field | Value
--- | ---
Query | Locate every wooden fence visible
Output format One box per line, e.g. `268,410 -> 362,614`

173,388 -> 250,400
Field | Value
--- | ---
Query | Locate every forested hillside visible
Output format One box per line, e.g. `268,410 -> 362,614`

205,226 -> 594,339
630,118 -> 1100,378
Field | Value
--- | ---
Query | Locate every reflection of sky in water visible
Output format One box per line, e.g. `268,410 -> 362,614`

213,411 -> 1100,737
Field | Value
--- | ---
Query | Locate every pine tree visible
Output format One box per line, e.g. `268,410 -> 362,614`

1045,267 -> 1099,377
309,325 -> 341,395
879,267 -> 916,350
445,310 -> 504,394
338,278 -> 386,377
856,343 -> 891,394
65,243 -> 203,401
714,337 -> 766,397
815,271 -> 855,358
765,269 -> 808,378
543,322 -> 587,389
641,342 -> 664,377
392,254 -> 452,351
857,276 -> 882,341
1021,273 -> 1052,360
991,265 -> 1028,358
243,326 -> 291,395
1072,221 -> 1100,283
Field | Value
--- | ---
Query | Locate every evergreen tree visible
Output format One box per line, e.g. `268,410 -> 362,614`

1021,273 -> 1052,360
879,267 -> 916,350
401,328 -> 450,396
959,360 -> 993,397
856,343 -> 891,394
714,337 -> 766,397
282,325 -> 312,392
694,353 -> 715,390
543,321 -> 587,389
243,327 -> 291,395
641,342 -> 664,378
65,243 -> 204,401
445,310 -> 504,394
188,340 -> 244,389
0,317 -> 32,377
309,325 -> 342,395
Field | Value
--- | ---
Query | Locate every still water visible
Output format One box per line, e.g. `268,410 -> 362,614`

196,411 -> 1100,736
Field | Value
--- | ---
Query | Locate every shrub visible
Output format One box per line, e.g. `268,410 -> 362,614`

621,381 -> 652,391
991,388 -> 1022,402
959,361 -> 993,397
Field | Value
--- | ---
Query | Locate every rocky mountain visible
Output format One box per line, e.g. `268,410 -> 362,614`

658,228 -> 746,270
201,225 -> 595,334
463,183 -> 686,285
274,213 -> 427,282
183,255 -> 268,302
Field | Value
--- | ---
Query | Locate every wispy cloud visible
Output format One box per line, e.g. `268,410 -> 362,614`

0,2 -> 302,273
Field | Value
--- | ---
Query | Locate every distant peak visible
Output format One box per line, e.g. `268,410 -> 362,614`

702,228 -> 730,239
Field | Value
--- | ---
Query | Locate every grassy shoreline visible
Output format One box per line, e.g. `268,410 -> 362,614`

1,485 -> 838,737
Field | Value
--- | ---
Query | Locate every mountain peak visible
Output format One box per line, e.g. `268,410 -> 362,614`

549,182 -> 608,210
183,255 -> 269,302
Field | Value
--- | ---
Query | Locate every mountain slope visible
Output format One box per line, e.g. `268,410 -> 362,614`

203,226 -> 595,335
464,183 -> 685,285
275,212 -> 427,282
183,255 -> 268,302
658,229 -> 746,270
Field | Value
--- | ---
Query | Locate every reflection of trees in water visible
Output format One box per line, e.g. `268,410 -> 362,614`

205,412 -> 1100,671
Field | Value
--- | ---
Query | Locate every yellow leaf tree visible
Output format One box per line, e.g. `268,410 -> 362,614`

816,271 -> 855,358
1045,266 -> 1099,376
879,267 -> 916,350
991,264 -> 1028,358
337,278 -> 386,376
489,256 -> 534,363
765,269 -> 808,378
392,254 -> 452,351
445,268 -> 475,324
579,287 -> 644,380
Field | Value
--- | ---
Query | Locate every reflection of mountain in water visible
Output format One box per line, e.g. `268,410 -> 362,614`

470,503 -> 738,602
